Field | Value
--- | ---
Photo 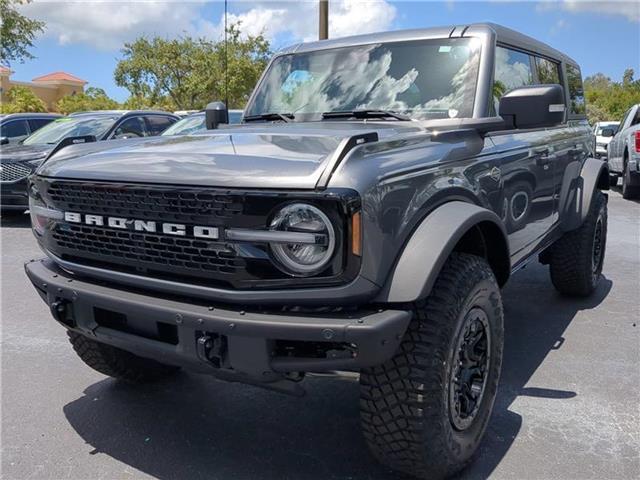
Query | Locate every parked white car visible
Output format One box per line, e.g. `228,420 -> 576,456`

592,121 -> 619,159
608,104 -> 640,199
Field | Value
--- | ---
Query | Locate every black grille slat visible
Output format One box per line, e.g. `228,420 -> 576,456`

47,182 -> 244,223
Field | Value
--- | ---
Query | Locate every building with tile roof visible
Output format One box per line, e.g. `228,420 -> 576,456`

1,68 -> 87,111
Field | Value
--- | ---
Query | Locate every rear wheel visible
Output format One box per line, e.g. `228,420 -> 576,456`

608,173 -> 619,188
360,253 -> 503,479
548,191 -> 607,296
68,331 -> 180,383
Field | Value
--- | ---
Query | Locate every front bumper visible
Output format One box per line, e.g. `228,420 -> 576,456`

25,258 -> 411,385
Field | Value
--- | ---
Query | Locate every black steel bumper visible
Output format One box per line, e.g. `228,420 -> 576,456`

25,258 -> 411,386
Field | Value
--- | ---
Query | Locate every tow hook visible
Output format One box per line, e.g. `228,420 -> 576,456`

50,299 -> 76,328
196,333 -> 227,368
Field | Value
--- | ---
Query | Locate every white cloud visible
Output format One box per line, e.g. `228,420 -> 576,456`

537,0 -> 640,23
19,0 -> 397,51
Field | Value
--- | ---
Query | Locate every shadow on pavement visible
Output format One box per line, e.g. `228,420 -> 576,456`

611,184 -> 640,205
63,263 -> 612,480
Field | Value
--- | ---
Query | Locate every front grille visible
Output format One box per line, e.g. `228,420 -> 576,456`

1,163 -> 31,182
36,178 -> 355,290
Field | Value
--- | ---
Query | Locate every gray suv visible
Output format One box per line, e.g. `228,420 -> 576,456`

25,24 -> 608,479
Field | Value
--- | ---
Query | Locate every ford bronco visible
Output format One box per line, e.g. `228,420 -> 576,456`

25,24 -> 608,479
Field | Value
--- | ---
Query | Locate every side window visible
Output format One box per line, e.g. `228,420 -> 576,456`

0,120 -> 30,139
535,57 -> 560,84
631,108 -> 640,127
565,64 -> 586,116
493,46 -> 534,113
28,118 -> 53,132
145,115 -> 175,136
113,117 -> 147,138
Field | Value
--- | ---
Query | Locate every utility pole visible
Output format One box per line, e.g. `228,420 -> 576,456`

319,0 -> 328,40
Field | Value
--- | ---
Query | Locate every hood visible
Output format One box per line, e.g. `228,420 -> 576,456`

38,122 -> 424,189
0,143 -> 52,163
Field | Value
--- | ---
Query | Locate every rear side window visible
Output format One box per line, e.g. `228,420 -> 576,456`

1,120 -> 29,139
28,118 -> 54,132
566,64 -> 586,116
535,57 -> 560,84
493,46 -> 534,113
146,115 -> 176,136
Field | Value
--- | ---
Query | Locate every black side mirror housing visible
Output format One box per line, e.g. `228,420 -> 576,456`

601,128 -> 615,138
499,84 -> 565,130
47,135 -> 97,159
0,136 -> 9,145
205,101 -> 229,130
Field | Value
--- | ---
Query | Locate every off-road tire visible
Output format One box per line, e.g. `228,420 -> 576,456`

622,160 -> 640,199
68,331 -> 179,383
549,190 -> 607,296
360,253 -> 504,480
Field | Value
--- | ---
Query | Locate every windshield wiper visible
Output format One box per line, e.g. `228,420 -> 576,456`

243,112 -> 294,123
322,110 -> 411,121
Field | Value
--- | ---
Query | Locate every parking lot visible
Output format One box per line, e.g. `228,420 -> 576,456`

1,185 -> 638,480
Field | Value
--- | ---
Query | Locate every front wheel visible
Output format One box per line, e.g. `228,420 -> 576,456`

360,253 -> 504,479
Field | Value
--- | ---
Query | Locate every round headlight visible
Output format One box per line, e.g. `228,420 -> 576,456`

269,203 -> 336,276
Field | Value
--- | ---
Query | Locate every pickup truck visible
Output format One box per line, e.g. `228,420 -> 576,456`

607,103 -> 640,198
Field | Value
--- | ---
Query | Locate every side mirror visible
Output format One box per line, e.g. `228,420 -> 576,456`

499,84 -> 565,130
205,101 -> 229,129
0,137 -> 9,145
601,128 -> 615,138
47,135 -> 97,159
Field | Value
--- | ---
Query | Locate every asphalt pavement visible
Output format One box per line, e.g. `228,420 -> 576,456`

1,186 -> 639,480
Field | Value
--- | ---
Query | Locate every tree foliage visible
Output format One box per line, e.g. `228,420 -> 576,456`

0,85 -> 46,113
0,0 -> 45,65
585,69 -> 640,124
55,87 -> 121,114
114,24 -> 271,110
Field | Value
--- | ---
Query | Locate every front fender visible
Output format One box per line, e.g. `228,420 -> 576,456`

376,201 -> 509,303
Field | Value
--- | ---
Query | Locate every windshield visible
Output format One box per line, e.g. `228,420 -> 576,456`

162,114 -> 205,136
596,125 -> 618,135
23,116 -> 119,145
246,37 -> 481,120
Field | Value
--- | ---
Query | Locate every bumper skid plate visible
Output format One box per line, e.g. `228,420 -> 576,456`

25,258 -> 412,390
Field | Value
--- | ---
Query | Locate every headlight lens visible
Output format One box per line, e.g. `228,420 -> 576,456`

269,203 -> 336,276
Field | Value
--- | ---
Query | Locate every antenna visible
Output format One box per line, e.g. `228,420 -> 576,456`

224,0 -> 229,110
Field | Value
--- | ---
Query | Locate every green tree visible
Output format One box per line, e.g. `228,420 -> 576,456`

56,87 -> 121,114
0,0 -> 45,65
0,85 -> 46,113
114,24 -> 271,110
584,70 -> 640,124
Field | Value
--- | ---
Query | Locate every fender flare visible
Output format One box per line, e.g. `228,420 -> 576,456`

376,201 -> 510,303
561,157 -> 609,232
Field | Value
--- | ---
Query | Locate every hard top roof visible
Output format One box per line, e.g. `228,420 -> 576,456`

279,22 -> 578,66
0,112 -> 62,121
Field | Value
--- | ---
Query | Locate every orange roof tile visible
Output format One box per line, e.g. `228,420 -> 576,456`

32,71 -> 87,84
0,65 -> 12,74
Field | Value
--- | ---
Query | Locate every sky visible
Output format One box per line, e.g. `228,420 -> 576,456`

8,0 -> 640,103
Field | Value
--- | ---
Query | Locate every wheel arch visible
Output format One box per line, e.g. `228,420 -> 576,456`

561,157 -> 609,232
376,201 -> 510,303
